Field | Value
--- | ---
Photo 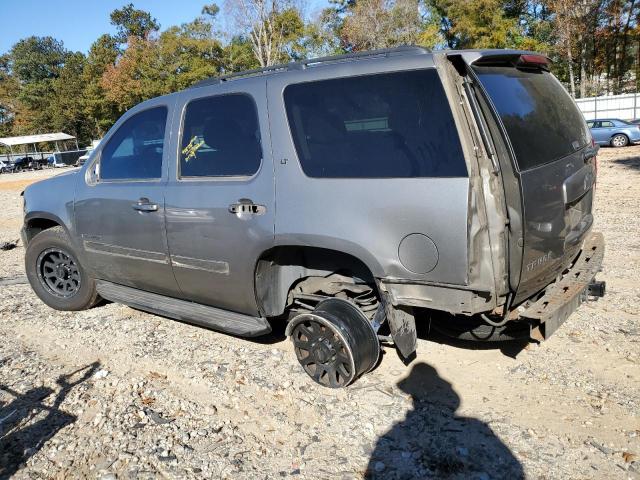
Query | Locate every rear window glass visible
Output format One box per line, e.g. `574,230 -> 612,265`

473,66 -> 590,171
283,70 -> 467,178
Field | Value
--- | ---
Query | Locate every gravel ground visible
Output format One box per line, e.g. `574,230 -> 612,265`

0,151 -> 638,480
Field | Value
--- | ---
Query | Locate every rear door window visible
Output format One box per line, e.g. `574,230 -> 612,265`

179,94 -> 262,178
601,121 -> 614,128
283,69 -> 467,178
100,107 -> 167,180
473,66 -> 590,171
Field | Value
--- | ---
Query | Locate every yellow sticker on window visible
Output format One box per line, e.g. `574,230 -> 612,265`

182,136 -> 205,163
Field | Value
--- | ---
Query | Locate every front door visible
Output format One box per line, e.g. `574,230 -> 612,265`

75,101 -> 181,297
164,80 -> 274,316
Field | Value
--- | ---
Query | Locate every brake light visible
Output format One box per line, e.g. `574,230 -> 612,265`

517,54 -> 551,70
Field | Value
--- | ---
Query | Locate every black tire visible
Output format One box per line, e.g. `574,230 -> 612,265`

25,226 -> 100,311
611,133 -> 628,147
430,317 -> 531,342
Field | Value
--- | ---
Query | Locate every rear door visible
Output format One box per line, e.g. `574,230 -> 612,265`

470,57 -> 596,301
164,79 -> 274,316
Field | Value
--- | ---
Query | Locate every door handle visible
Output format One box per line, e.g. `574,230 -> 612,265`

132,198 -> 158,212
228,198 -> 266,215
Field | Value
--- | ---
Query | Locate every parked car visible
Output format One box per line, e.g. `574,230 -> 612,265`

12,156 -> 33,172
76,140 -> 101,166
21,47 -> 605,388
13,156 -> 49,171
586,118 -> 640,147
75,152 -> 90,167
47,154 -> 67,168
0,159 -> 14,173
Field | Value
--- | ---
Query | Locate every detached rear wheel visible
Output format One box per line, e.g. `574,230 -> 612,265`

25,226 -> 99,311
611,134 -> 628,147
288,298 -> 379,388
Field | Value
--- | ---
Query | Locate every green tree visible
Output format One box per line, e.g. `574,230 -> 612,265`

0,54 -> 19,137
82,34 -> 121,136
110,3 -> 160,43
6,36 -> 68,133
223,36 -> 261,72
157,22 -> 225,91
429,0 -> 523,49
50,52 -> 94,143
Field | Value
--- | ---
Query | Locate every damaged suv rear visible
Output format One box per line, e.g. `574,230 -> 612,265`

22,47 -> 604,388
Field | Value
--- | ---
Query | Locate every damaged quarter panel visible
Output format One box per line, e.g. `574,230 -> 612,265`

267,55 -> 471,292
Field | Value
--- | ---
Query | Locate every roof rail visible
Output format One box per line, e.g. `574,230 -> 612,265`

190,45 -> 429,88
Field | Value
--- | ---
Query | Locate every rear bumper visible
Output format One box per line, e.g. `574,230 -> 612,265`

520,231 -> 605,341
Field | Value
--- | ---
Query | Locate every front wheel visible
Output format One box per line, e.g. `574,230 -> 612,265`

25,226 -> 100,311
611,134 -> 629,147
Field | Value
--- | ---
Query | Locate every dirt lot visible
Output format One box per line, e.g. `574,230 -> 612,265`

0,151 -> 638,480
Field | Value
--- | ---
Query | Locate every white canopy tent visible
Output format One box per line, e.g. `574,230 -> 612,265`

0,132 -> 79,159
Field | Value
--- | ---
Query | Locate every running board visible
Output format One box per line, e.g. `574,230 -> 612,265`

96,280 -> 271,337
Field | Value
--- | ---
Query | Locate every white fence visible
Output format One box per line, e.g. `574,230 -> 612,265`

575,93 -> 640,121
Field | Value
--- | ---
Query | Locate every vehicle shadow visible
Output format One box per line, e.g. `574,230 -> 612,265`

613,155 -> 640,171
366,362 -> 524,479
0,362 -> 99,478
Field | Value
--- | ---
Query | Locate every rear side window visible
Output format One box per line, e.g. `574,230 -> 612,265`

180,94 -> 262,178
284,70 -> 467,178
100,107 -> 167,180
473,66 -> 590,171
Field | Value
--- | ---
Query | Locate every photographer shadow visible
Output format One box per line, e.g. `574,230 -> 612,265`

0,362 -> 99,479
366,362 -> 524,479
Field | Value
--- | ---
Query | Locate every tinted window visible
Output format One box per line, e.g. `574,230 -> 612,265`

474,66 -> 590,171
284,70 -> 467,178
101,107 -> 167,180
180,94 -> 262,177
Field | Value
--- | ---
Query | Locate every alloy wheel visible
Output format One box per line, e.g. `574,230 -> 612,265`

36,248 -> 82,298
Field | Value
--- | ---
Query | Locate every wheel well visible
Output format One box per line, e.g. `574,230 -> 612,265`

24,218 -> 61,244
611,133 -> 628,140
255,246 -> 377,317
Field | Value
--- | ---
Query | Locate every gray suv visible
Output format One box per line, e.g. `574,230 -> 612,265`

22,47 -> 605,388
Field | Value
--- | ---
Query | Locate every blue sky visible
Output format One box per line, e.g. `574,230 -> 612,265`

0,0 -> 328,54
